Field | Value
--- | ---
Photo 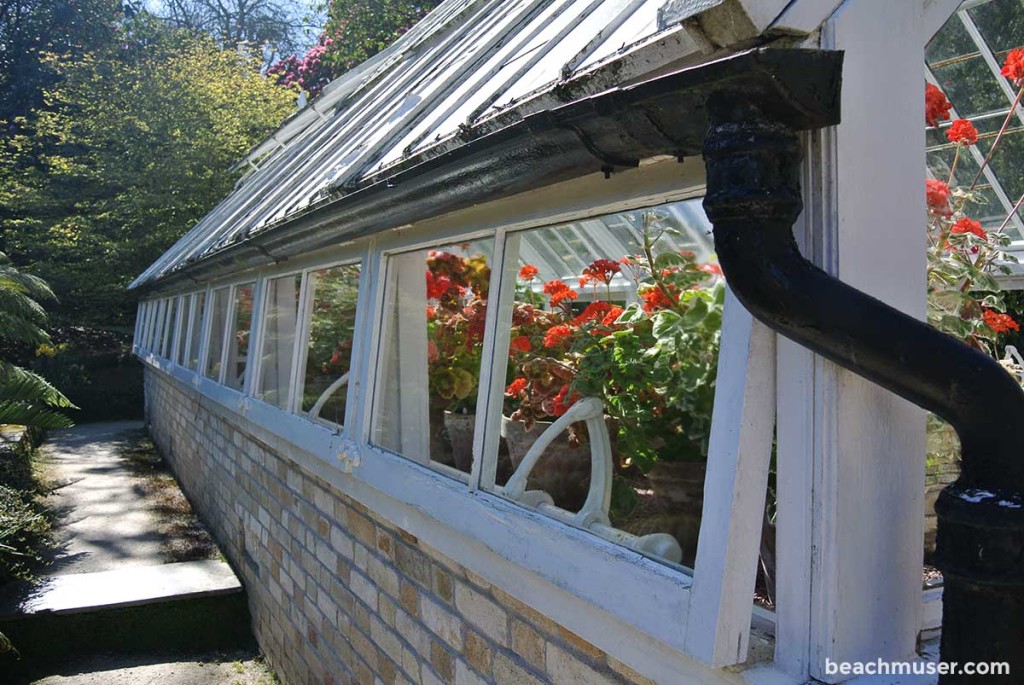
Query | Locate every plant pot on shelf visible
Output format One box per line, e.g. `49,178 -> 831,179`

443,410 -> 475,474
501,415 -> 592,512
642,460 -> 707,566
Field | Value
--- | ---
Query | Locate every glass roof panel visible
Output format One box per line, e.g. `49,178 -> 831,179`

515,197 -> 713,288
969,0 -> 1024,55
925,0 -> 1024,241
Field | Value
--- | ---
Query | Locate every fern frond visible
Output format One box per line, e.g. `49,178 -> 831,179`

0,401 -> 74,430
0,363 -> 75,408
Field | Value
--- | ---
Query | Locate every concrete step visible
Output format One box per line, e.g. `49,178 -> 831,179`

0,560 -> 254,669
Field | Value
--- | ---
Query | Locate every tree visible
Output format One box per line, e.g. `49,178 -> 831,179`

0,0 -> 122,125
0,28 -> 296,326
147,0 -> 317,67
0,252 -> 74,429
269,0 -> 441,97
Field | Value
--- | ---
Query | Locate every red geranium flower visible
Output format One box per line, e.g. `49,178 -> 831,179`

581,259 -> 621,286
425,270 -> 452,300
551,384 -> 579,417
1001,47 -> 1024,84
509,336 -> 531,353
926,179 -> 952,216
946,119 -> 979,145
543,324 -> 573,348
601,305 -> 623,326
572,301 -> 614,326
519,264 -> 539,280
983,309 -> 1020,334
926,83 -> 952,127
950,217 -> 987,240
699,263 -> 723,277
543,279 -> 578,306
641,286 -> 676,313
505,377 -> 528,397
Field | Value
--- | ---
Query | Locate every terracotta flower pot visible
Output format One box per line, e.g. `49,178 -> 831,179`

443,410 -> 476,474
501,416 -> 592,511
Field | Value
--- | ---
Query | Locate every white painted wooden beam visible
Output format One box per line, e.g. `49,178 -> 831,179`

806,2 -> 927,680
685,287 -> 777,666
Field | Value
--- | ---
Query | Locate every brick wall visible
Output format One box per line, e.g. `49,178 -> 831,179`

145,368 -> 656,685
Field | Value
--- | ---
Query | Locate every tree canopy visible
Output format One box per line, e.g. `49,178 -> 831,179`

1,27 -> 296,325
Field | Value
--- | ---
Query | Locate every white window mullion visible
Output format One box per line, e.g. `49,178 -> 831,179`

472,228 -> 515,493
347,242 -> 381,441
244,277 -> 268,396
286,270 -> 313,415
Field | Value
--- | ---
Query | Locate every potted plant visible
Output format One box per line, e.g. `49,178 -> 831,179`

425,249 -> 491,472
503,212 -> 724,542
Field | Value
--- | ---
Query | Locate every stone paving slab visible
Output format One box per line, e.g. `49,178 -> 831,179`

7,559 -> 241,616
38,421 -> 167,575
16,650 -> 275,685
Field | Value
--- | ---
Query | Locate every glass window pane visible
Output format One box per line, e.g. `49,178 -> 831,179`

969,0 -> 1024,56
372,241 -> 493,477
174,296 -> 190,365
491,198 -> 721,569
301,264 -> 361,426
225,283 -> 256,391
152,302 -> 161,349
204,288 -> 230,380
931,56 -> 1006,117
139,303 -> 150,348
257,274 -> 303,409
187,292 -> 206,371
161,298 -> 177,358
926,10 -> 977,64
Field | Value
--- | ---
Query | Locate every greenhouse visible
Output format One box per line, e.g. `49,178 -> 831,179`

131,1 -> 1024,683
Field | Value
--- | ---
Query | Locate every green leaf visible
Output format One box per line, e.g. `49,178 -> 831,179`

654,252 -> 684,269
681,298 -> 709,328
652,310 -> 682,338
0,363 -> 76,408
0,401 -> 74,429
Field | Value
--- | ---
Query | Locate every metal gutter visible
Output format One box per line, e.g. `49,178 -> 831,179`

133,47 -> 841,292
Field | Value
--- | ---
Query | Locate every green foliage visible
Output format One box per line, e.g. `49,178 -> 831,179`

1,29 -> 296,327
321,0 -> 441,73
0,252 -> 74,429
0,483 -> 49,582
270,0 -> 441,96
0,0 -> 122,124
0,431 -> 51,586
575,278 -> 723,470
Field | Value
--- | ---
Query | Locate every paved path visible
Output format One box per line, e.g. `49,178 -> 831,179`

38,421 -> 167,574
26,652 -> 275,685
1,422 -> 272,684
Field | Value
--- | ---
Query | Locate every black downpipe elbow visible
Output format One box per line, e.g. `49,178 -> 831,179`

702,96 -> 1024,681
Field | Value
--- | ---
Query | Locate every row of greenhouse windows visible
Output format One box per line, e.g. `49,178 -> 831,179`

136,262 -> 361,427
134,197 -> 733,577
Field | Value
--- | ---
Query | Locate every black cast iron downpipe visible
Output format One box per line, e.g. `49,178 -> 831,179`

702,96 -> 1024,682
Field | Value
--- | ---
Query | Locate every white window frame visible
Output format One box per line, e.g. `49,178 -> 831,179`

171,294 -> 189,365
290,258 -> 363,424
152,299 -> 167,358
182,292 -> 201,371
250,270 -> 304,411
